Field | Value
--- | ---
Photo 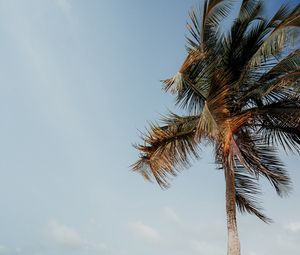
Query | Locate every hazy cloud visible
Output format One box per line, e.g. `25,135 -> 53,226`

285,221 -> 300,233
162,206 -> 182,225
129,221 -> 161,243
47,220 -> 106,251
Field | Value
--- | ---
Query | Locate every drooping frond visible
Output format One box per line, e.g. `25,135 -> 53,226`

261,49 -> 300,82
163,50 -> 225,113
252,100 -> 300,153
163,72 -> 206,113
234,164 -> 272,223
214,135 -> 272,223
234,131 -> 291,196
237,48 -> 300,110
132,115 -> 200,188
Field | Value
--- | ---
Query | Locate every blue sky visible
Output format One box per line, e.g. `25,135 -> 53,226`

0,0 -> 299,255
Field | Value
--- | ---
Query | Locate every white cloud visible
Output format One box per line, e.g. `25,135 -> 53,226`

162,207 -> 182,225
285,221 -> 300,233
48,220 -> 85,248
47,220 -> 106,251
129,221 -> 161,243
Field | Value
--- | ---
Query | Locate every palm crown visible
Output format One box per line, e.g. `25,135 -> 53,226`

132,0 -> 299,225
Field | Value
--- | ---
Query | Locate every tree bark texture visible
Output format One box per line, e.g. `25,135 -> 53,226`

225,165 -> 241,255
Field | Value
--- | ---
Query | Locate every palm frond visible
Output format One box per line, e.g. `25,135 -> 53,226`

186,0 -> 233,51
222,0 -> 265,79
234,131 -> 291,196
132,115 -> 200,188
186,7 -> 202,51
252,100 -> 300,153
163,50 -> 221,113
206,0 -> 233,28
164,73 -> 206,113
249,4 -> 300,66
238,49 -> 300,107
206,69 -> 232,122
234,164 -> 272,223
196,102 -> 219,140
238,0 -> 264,21
269,3 -> 291,26
260,49 -> 300,82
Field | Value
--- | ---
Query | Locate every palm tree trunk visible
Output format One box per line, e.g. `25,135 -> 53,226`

225,164 -> 241,255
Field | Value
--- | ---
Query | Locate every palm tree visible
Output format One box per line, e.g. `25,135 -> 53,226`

132,0 -> 300,254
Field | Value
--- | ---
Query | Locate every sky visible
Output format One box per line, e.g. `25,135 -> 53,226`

0,0 -> 299,255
